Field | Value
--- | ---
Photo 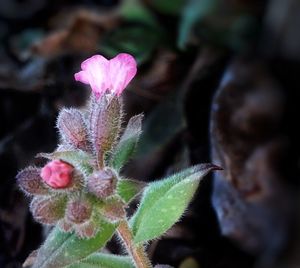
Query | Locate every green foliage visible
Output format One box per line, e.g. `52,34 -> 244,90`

135,94 -> 185,157
130,164 -> 217,244
120,0 -> 158,28
13,28 -> 44,52
33,222 -> 117,268
178,0 -> 258,50
178,0 -> 217,49
109,114 -> 143,171
101,25 -> 161,64
38,150 -> 94,176
67,253 -> 134,268
150,0 -> 185,15
117,179 -> 145,203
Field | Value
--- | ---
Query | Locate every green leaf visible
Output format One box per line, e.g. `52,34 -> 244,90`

120,0 -> 158,28
117,179 -> 145,203
109,114 -> 143,171
38,150 -> 94,175
150,0 -> 185,15
13,28 -> 44,52
130,164 -> 219,244
68,253 -> 134,268
33,222 -> 117,268
135,94 -> 185,157
178,0 -> 217,49
130,165 -> 200,234
101,26 -> 161,64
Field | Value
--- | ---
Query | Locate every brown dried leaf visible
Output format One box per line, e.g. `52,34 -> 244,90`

32,9 -> 120,57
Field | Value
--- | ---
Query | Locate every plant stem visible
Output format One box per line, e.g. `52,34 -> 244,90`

97,152 -> 104,170
117,220 -> 152,268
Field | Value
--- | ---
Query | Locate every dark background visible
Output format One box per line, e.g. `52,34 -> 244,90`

1,0 -> 300,267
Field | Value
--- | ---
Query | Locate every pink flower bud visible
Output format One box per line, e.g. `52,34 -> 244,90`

40,160 -> 74,189
74,53 -> 137,98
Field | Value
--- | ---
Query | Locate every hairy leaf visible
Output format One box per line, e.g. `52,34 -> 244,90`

130,164 -> 220,244
32,222 -> 117,268
67,253 -> 134,268
109,114 -> 143,171
117,179 -> 145,203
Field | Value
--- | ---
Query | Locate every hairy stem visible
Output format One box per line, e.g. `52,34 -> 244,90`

117,220 -> 152,268
97,152 -> 104,170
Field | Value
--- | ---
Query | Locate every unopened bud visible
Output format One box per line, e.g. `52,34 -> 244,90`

66,199 -> 92,224
89,95 -> 122,158
100,198 -> 126,223
57,108 -> 90,151
30,196 -> 66,225
87,169 -> 117,199
76,221 -> 97,239
40,160 -> 73,189
58,219 -> 73,232
16,167 -> 49,195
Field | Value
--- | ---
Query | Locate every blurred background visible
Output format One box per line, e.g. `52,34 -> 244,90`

1,0 -> 300,267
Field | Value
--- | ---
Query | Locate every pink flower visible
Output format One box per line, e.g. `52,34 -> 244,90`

74,53 -> 137,98
40,160 -> 74,189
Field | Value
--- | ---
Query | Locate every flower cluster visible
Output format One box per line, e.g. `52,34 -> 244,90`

16,53 -> 140,238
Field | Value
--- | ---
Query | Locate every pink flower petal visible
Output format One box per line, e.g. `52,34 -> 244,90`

74,55 -> 110,97
74,71 -> 89,84
40,160 -> 73,189
74,53 -> 137,98
108,53 -> 137,95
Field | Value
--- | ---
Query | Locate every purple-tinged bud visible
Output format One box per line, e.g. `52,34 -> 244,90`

100,198 -> 126,223
87,168 -> 117,199
76,221 -> 97,239
57,108 -> 90,151
30,196 -> 67,225
66,199 -> 92,224
58,219 -> 73,232
89,95 -> 122,164
16,167 -> 49,195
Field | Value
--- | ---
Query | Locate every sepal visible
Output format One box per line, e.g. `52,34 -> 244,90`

30,195 -> 67,225
16,167 -> 49,196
